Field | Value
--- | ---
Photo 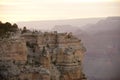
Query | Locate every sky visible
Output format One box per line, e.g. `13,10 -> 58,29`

0,0 -> 120,23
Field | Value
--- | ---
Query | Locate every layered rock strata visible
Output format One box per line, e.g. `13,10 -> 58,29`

0,31 -> 87,80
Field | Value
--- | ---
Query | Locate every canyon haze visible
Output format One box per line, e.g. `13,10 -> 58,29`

17,16 -> 120,80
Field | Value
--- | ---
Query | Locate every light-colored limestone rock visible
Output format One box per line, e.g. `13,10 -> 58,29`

0,31 -> 87,80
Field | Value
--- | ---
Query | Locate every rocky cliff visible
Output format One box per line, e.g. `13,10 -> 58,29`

0,31 -> 87,80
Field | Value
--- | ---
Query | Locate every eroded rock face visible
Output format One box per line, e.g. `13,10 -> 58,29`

0,31 -> 87,80
0,38 -> 27,64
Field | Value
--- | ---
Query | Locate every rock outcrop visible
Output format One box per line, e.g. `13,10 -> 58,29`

0,31 -> 87,80
0,38 -> 27,64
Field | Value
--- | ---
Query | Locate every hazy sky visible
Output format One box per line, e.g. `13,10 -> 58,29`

0,0 -> 120,23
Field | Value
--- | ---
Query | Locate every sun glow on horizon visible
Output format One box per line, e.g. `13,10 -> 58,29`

64,0 -> 120,3
0,0 -> 120,23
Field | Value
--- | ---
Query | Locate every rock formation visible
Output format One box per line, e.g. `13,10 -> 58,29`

0,30 -> 87,80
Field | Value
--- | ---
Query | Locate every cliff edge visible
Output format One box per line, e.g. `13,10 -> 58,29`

0,30 -> 87,80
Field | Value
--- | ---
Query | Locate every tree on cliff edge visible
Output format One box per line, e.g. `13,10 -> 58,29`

21,26 -> 27,34
0,21 -> 18,38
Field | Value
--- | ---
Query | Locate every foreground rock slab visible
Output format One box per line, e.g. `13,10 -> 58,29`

0,31 -> 87,80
